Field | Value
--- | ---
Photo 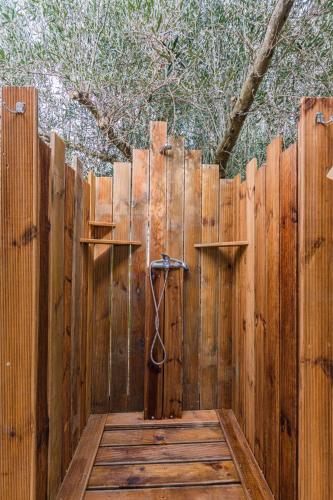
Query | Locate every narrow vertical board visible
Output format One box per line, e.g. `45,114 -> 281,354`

71,158 -> 84,450
183,150 -> 201,410
92,177 -> 113,413
200,164 -> 219,409
0,87 -> 39,499
48,132 -> 66,499
298,97 -> 333,500
87,173 -> 96,416
245,159 -> 256,450
144,122 -> 167,419
164,136 -> 185,417
129,150 -> 149,411
82,181 -> 92,419
279,144 -> 298,500
254,165 -> 266,469
231,175 -> 240,417
63,164 -> 75,475
36,139 -> 51,499
111,163 -> 131,411
264,137 -> 282,497
218,179 -> 235,409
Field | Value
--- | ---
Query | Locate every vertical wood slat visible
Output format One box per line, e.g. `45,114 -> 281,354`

0,87 -> 39,499
218,178 -> 235,409
110,163 -> 131,411
245,159 -> 256,449
279,143 -> 298,500
71,158 -> 84,449
91,177 -> 113,413
232,174 -> 240,417
183,150 -> 201,411
254,165 -> 266,470
298,97 -> 333,500
63,164 -> 75,475
144,122 -> 167,419
129,150 -> 149,411
200,164 -> 219,409
48,132 -> 65,499
264,137 -> 282,498
164,136 -> 185,418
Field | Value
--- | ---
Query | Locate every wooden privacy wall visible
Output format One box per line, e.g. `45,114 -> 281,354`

90,123 -> 238,414
0,87 -> 91,499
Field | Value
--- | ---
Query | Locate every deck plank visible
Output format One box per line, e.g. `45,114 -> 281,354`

101,426 -> 224,446
95,441 -> 231,465
85,484 -> 246,499
88,460 -> 239,489
105,410 -> 218,428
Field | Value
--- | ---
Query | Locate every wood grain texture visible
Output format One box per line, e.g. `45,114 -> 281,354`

264,137 -> 282,497
217,410 -> 274,500
183,150 -> 202,410
95,441 -> 231,465
56,414 -> 107,500
101,425 -> 224,446
200,164 -> 219,408
48,132 -> 66,499
298,97 -> 333,500
91,177 -> 113,413
279,144 -> 298,500
105,409 -> 218,428
111,163 -> 131,411
88,460 -> 239,489
87,173 -> 96,417
0,87 -> 39,500
128,150 -> 149,411
84,484 -> 246,499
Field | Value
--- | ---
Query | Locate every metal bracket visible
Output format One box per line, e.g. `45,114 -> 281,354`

2,101 -> 26,115
159,143 -> 172,155
316,112 -> 333,125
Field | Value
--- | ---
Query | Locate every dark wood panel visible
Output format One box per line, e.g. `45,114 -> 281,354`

101,425 -> 224,446
88,460 -> 239,489
84,484 -> 246,499
217,410 -> 274,499
95,441 -> 231,465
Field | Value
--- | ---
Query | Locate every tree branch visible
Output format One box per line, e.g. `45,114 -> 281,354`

70,91 -> 132,160
215,0 -> 295,177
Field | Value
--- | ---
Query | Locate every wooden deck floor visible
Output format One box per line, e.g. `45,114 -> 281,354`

56,410 -> 273,499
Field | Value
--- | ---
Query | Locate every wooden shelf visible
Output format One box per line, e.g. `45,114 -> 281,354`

194,241 -> 248,248
80,238 -> 141,246
89,220 -> 116,228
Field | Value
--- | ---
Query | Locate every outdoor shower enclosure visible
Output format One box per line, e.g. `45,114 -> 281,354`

0,87 -> 332,499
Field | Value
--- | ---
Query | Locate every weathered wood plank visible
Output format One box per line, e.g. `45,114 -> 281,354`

111,163 -> 131,411
217,410 -> 274,500
55,414 -> 107,500
106,409 -> 218,428
0,87 -> 39,499
92,177 -> 113,413
264,137 -> 282,497
244,159 -> 256,450
84,484 -> 246,499
200,164 -> 219,409
183,150 -> 202,410
95,441 -> 231,465
88,460 -> 239,489
279,144 -> 298,500
82,181 -> 91,419
254,165 -> 266,469
128,150 -> 149,411
48,132 -> 66,498
63,164 -> 75,475
298,97 -> 333,500
101,425 -> 224,446
71,158 -> 84,448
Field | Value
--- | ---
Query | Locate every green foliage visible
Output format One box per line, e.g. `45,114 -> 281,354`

0,0 -> 332,176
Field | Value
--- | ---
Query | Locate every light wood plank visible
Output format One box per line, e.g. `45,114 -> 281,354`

88,460 -> 239,489
217,410 -> 274,500
89,221 -> 116,227
55,414 -> 107,500
95,441 -> 231,465
80,238 -> 140,246
106,409 -> 218,428
101,425 -> 224,446
194,241 -> 248,248
84,484 -> 246,500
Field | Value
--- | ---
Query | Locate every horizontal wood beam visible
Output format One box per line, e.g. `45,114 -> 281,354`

80,238 -> 141,246
194,241 -> 248,248
89,221 -> 116,228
